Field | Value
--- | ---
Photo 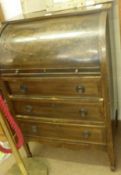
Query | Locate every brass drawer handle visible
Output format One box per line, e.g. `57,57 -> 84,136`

20,84 -> 28,93
31,125 -> 37,133
15,69 -> 19,74
25,105 -> 33,113
76,85 -> 85,94
82,130 -> 91,139
79,109 -> 88,118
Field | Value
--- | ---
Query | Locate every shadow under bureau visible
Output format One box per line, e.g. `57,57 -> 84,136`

0,4 -> 118,170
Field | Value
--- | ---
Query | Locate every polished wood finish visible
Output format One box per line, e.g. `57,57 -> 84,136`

12,98 -> 104,123
0,14 -> 100,71
4,76 -> 101,97
0,5 -> 117,170
19,119 -> 106,145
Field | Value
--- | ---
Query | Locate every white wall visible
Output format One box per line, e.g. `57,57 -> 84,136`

0,0 -> 22,19
0,0 -> 115,18
21,0 -> 47,14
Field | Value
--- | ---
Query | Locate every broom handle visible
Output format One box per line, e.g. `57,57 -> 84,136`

0,111 -> 28,175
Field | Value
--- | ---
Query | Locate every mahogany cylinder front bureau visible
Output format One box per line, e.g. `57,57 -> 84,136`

0,4 -> 118,170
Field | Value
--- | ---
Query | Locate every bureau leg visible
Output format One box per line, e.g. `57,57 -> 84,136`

115,109 -> 118,129
107,143 -> 116,171
23,142 -> 32,157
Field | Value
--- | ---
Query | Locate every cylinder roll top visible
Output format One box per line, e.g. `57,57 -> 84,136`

0,11 -> 106,73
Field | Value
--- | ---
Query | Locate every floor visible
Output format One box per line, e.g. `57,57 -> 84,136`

1,124 -> 121,175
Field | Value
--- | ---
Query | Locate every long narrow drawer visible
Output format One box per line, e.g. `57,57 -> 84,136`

19,120 -> 106,144
4,76 -> 101,97
12,98 -> 104,122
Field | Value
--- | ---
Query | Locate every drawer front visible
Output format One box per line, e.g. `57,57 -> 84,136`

5,77 -> 101,97
13,99 -> 104,122
19,121 -> 106,144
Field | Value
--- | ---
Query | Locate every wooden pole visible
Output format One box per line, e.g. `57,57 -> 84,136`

0,111 -> 28,175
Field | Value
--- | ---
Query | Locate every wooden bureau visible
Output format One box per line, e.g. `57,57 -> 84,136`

0,3 -> 118,170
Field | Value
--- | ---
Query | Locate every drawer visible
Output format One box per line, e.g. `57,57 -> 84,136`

5,76 -> 101,97
12,99 -> 104,122
19,120 -> 106,144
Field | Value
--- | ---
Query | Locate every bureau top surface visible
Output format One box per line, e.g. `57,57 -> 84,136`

0,8 -> 108,74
